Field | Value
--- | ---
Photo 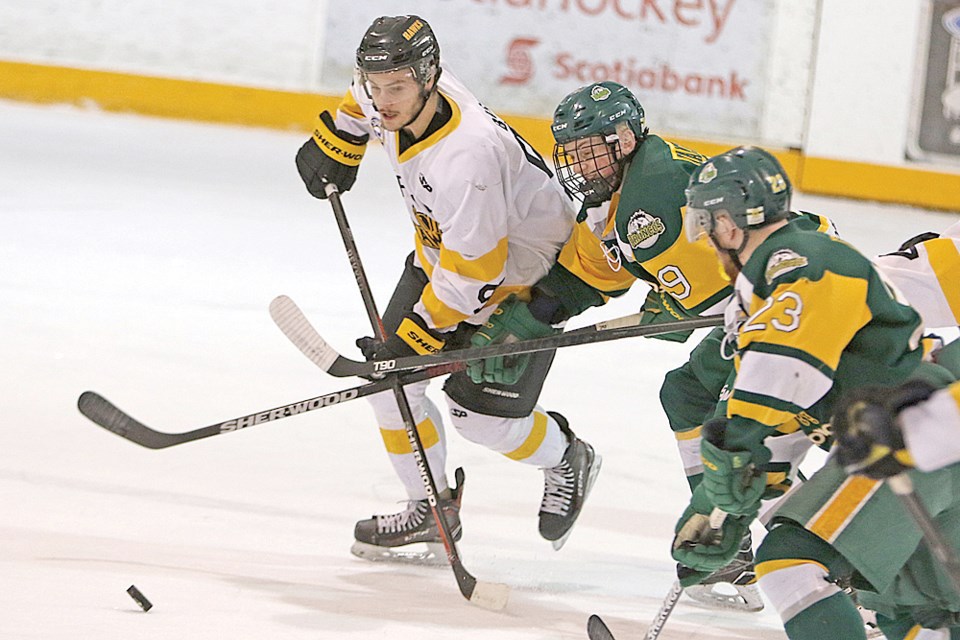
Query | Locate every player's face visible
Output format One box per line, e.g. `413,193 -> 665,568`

363,69 -> 424,131
567,135 -> 619,183
700,210 -> 743,278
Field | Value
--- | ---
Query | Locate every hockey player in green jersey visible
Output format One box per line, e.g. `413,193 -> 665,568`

672,145 -> 955,640
468,80 -> 838,610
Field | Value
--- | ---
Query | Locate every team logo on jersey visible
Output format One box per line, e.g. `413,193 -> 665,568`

698,162 -> 718,183
765,249 -> 808,284
413,209 -> 442,249
590,85 -> 611,101
625,210 -> 666,249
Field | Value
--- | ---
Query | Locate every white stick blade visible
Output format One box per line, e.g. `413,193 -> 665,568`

269,295 -> 339,372
469,581 -> 510,611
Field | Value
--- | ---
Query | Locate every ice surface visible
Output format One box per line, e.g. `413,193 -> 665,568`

2,99 -> 956,639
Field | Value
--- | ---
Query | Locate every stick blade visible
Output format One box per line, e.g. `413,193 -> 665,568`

587,614 -> 616,640
468,580 -> 510,611
77,391 -> 175,449
269,295 -> 339,372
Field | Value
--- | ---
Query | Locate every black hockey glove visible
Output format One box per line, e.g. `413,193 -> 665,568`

296,110 -> 368,199
831,379 -> 937,479
356,313 -> 446,378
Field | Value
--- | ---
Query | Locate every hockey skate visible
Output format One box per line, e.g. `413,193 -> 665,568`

539,412 -> 602,551
682,532 -> 765,612
350,468 -> 464,567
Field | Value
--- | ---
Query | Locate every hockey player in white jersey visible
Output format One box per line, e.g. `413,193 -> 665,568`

294,15 -> 601,561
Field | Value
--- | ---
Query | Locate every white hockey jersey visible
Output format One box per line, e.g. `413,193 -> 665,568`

873,220 -> 960,329
332,69 -> 575,331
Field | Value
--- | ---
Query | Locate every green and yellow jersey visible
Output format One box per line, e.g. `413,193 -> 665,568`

723,223 -> 925,454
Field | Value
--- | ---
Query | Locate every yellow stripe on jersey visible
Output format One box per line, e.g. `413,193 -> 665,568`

557,220 -> 637,293
805,475 -> 882,543
755,558 -> 829,579
926,238 -> 960,324
674,426 -> 702,441
397,92 -> 462,163
642,221 -> 731,310
439,237 -> 508,283
903,625 -> 923,640
420,283 -> 470,329
379,417 -> 441,454
414,233 -> 436,280
728,397 -> 797,428
337,88 -> 365,120
743,272 -> 872,371
504,411 -> 548,461
951,382 -> 960,412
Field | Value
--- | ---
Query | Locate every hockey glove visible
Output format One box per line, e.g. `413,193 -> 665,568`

831,379 -> 936,479
296,110 -> 368,199
356,313 -> 446,378
672,485 -> 753,584
638,288 -> 695,343
699,418 -> 767,516
466,295 -> 558,386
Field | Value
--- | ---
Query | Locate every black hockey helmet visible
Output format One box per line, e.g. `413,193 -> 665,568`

356,15 -> 440,89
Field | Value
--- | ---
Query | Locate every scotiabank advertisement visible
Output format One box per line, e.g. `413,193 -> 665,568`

322,0 -> 776,141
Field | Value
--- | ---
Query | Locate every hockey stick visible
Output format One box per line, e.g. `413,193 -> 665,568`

270,294 -> 723,379
887,472 -> 960,595
588,510 -> 726,639
323,184 -> 509,610
587,582 -> 683,640
75,364 -> 460,449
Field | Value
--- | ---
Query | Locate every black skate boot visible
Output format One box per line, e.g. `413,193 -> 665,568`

683,531 -> 764,612
538,412 -> 602,550
350,468 -> 464,566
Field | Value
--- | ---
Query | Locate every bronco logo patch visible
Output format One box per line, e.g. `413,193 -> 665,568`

625,210 -> 666,249
765,249 -> 808,284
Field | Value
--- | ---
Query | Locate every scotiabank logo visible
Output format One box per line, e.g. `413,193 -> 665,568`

500,37 -> 539,85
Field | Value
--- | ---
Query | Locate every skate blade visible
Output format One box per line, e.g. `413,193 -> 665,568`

684,581 -> 764,612
552,454 -> 604,551
350,541 -> 449,567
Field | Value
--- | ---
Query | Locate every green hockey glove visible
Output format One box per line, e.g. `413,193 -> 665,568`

700,418 -> 766,516
639,288 -> 695,343
672,485 -> 753,583
466,295 -> 558,385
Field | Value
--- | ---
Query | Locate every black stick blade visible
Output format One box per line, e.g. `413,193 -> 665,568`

77,391 -> 183,449
587,614 -> 616,640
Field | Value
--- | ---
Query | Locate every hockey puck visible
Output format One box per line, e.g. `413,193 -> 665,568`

126,585 -> 153,612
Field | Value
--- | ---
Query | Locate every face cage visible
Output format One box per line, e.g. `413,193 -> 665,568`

553,135 -> 623,202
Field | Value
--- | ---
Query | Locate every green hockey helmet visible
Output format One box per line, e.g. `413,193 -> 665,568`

551,81 -> 648,202
684,146 -> 792,243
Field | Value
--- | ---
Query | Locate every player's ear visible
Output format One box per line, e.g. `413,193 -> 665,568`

615,124 -> 637,157
713,212 -> 740,243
